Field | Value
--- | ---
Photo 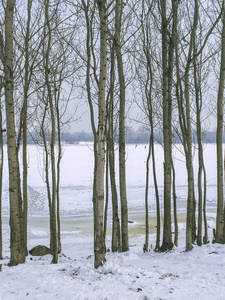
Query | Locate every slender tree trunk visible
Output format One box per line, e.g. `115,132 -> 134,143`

172,160 -> 178,246
22,74 -> 28,256
196,123 -> 203,246
104,90 -> 110,244
203,164 -> 208,244
196,139 -> 203,246
109,138 -> 121,253
44,0 -> 58,263
160,0 -> 178,252
56,88 -> 62,254
143,138 -> 151,253
216,4 -> 225,244
93,0 -> 108,268
167,0 -> 178,249
115,0 -> 129,252
40,105 -> 53,252
161,0 -> 173,251
108,125 -> 121,253
141,13 -> 160,250
108,42 -> 121,253
185,85 -> 196,250
56,158 -> 61,254
5,0 -> 25,266
174,0 -> 195,250
152,138 -> 160,250
193,40 -> 204,247
104,145 -> 109,241
81,0 -> 106,268
22,0 -> 32,256
184,0 -> 199,250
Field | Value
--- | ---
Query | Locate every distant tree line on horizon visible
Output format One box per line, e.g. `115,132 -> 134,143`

0,130 -> 221,145
1,0 -> 225,271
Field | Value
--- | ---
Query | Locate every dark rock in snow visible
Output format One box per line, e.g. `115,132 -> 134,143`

29,245 -> 51,256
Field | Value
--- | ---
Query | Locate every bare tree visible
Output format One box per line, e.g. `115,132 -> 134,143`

133,0 -> 161,251
20,0 -> 33,256
160,0 -> 178,251
143,138 -> 151,252
115,0 -> 129,252
193,30 -> 208,246
81,0 -> 108,268
215,1 -> 225,244
4,0 -> 25,266
106,40 -> 121,252
172,159 -> 178,246
175,0 -> 222,250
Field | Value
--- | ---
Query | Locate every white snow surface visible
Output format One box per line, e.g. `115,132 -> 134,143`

1,143 -> 225,300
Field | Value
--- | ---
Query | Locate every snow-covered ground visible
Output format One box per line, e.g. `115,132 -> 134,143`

1,143 -> 224,300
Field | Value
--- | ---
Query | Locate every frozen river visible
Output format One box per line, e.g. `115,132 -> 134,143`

1,143 -> 218,253
2,143 -> 225,300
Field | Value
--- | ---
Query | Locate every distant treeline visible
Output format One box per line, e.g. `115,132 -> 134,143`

2,130 -> 218,145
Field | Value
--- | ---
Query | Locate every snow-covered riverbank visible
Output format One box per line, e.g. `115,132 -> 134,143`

1,217 -> 224,300
1,143 -> 223,299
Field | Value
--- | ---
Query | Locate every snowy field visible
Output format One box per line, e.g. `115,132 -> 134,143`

1,143 -> 225,300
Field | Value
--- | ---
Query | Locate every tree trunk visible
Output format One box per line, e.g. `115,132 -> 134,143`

93,0 -> 108,268
203,164 -> 208,244
184,0 -> 199,251
161,0 -> 173,251
185,86 -> 195,251
140,9 -> 160,250
5,0 -> 25,266
115,0 -> 129,252
152,137 -> 160,250
104,145 -> 109,241
56,84 -> 62,254
40,107 -> 53,253
22,0 -> 32,256
143,138 -> 151,253
216,5 -> 225,244
108,41 -> 121,253
81,0 -> 106,268
193,39 -> 204,247
108,126 -> 121,252
44,0 -> 58,263
109,143 -> 121,253
172,160 -> 178,246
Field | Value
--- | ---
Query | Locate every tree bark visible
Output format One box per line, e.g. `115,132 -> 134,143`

161,0 -> 173,251
115,0 -> 129,252
56,96 -> 62,254
22,0 -> 32,256
81,0 -> 106,268
140,5 -> 160,250
143,138 -> 151,252
172,160 -> 178,246
104,144 -> 109,242
93,0 -> 108,268
44,0 -> 58,263
108,42 -> 121,252
184,0 -> 199,250
193,39 -> 205,247
216,4 -> 225,244
40,106 -> 53,254
203,164 -> 208,244
5,0 -> 25,266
